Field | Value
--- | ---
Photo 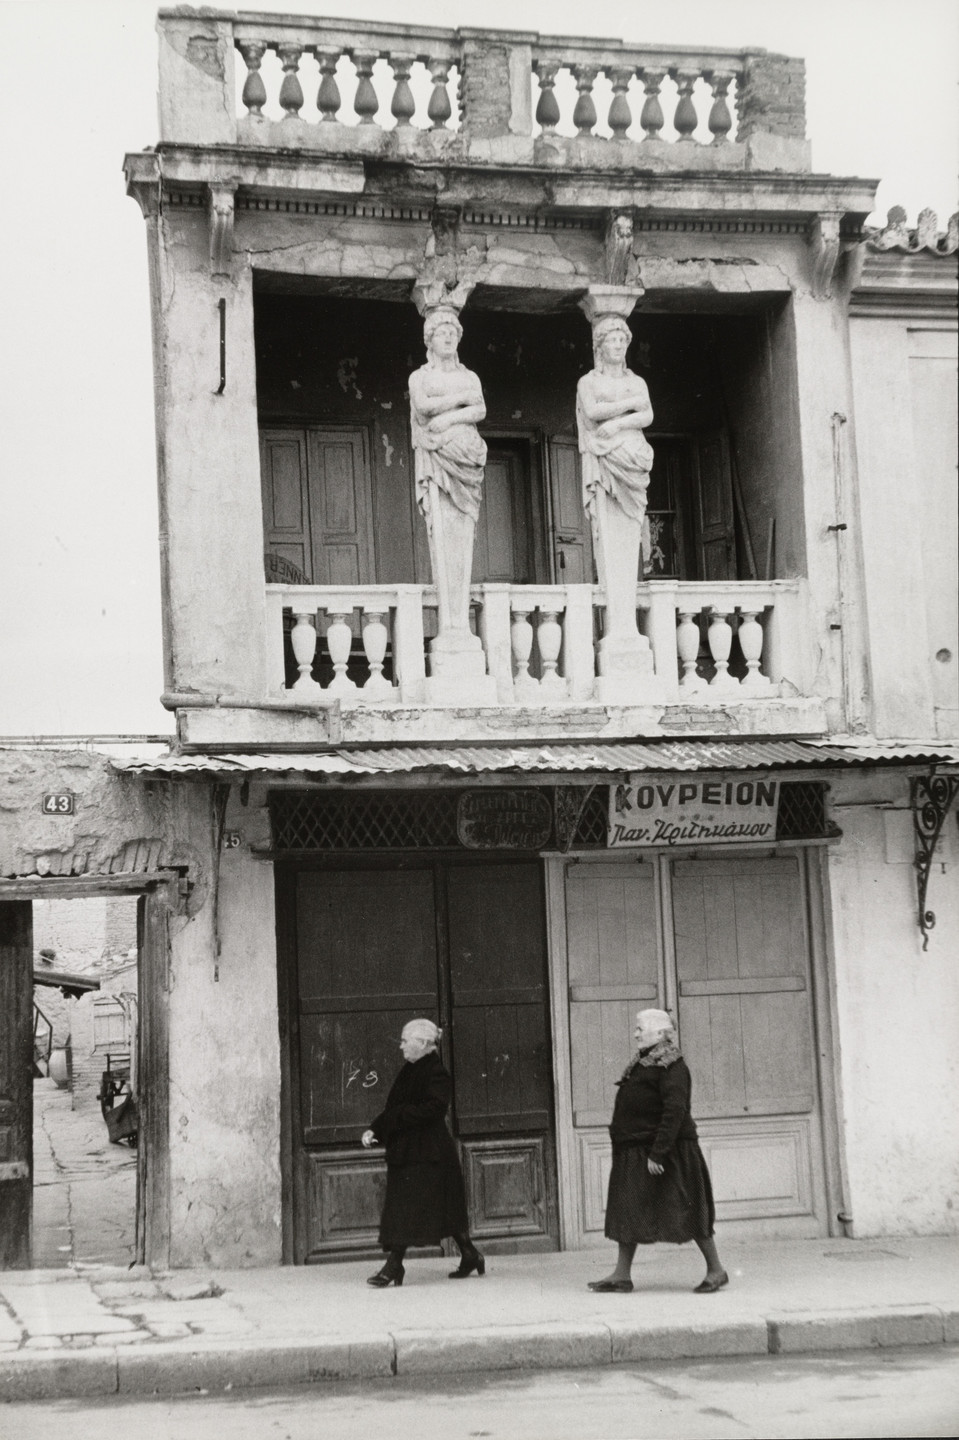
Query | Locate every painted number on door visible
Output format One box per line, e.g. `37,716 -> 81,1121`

41,793 -> 75,815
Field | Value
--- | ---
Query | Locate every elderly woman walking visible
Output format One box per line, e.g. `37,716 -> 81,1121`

588,1009 -> 728,1295
361,1018 -> 484,1288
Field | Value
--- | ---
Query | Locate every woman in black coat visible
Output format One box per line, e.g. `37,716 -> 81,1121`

361,1018 -> 484,1288
588,1008 -> 728,1295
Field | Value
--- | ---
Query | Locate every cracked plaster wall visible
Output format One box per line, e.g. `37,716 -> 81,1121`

165,785 -> 281,1267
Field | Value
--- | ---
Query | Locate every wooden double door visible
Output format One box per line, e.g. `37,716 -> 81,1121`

280,858 -> 558,1262
557,851 -> 831,1246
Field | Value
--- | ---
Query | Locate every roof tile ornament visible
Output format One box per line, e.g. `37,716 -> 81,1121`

866,205 -> 959,255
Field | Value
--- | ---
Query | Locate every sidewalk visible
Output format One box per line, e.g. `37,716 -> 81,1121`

2,1236 -> 957,1401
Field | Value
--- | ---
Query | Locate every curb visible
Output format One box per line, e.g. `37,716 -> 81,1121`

1,1307 -> 957,1402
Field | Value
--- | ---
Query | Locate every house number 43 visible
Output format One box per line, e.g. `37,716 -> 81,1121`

41,793 -> 75,814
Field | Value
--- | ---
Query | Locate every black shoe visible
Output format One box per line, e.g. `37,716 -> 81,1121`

367,1262 -> 404,1288
448,1250 -> 485,1279
693,1270 -> 729,1294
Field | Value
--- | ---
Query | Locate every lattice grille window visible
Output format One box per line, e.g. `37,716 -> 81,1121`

270,779 -> 834,852
777,781 -> 833,840
271,789 -> 460,850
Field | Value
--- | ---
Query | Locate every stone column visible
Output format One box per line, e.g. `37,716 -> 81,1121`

410,288 -> 496,705
577,285 -> 664,705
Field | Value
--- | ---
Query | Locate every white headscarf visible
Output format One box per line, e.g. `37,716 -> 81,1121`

402,1018 -> 443,1051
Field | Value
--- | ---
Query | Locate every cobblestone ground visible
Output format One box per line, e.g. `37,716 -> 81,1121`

31,1078 -> 136,1269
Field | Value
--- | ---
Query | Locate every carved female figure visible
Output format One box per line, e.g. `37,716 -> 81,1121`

576,315 -> 656,688
409,308 -> 488,670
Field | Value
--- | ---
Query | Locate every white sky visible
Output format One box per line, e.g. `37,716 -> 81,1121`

0,0 -> 956,737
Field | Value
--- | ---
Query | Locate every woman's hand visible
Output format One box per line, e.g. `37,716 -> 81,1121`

647,1158 -> 664,1176
361,1129 -> 377,1148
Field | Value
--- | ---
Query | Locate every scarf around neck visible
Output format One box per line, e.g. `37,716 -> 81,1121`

619,1036 -> 683,1081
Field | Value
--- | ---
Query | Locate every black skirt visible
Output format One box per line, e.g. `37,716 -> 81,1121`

604,1140 -> 716,1245
378,1159 -> 470,1249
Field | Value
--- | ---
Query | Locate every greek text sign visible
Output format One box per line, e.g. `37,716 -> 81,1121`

609,775 -> 780,848
457,789 -> 553,849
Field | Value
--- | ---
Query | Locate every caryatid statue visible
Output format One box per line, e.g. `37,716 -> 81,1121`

576,297 -> 661,702
409,305 -> 496,702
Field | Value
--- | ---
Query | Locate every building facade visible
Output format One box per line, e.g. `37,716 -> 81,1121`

2,10 -> 956,1270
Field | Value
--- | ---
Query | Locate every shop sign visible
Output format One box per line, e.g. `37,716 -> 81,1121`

457,789 -> 553,849
609,774 -> 780,848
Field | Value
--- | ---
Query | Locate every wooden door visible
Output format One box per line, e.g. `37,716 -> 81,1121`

547,437 -> 594,584
0,902 -> 33,1268
670,855 -> 828,1233
472,444 -> 534,583
447,863 -> 557,1249
260,426 -> 375,586
564,861 -> 662,1245
285,859 -> 558,1260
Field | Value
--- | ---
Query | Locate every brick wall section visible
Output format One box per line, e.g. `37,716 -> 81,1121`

460,40 -> 513,138
736,54 -> 806,140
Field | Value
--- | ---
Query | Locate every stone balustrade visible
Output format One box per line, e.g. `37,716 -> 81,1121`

156,11 -> 805,159
265,579 -> 803,709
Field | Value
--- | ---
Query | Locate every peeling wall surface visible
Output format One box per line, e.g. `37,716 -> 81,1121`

164,787 -> 282,1268
826,770 -> 959,1236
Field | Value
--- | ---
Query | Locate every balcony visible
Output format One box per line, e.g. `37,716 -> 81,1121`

156,9 -> 811,176
210,576 -> 832,747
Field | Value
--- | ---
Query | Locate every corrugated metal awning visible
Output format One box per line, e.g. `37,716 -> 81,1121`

111,738 -> 959,779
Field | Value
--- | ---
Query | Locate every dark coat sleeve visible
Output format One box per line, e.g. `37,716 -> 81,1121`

649,1060 -> 692,1162
370,1064 -> 450,1143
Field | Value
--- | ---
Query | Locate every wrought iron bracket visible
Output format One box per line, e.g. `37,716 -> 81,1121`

912,772 -> 959,949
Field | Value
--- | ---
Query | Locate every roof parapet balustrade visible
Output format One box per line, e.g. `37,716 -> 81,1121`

156,8 -> 811,174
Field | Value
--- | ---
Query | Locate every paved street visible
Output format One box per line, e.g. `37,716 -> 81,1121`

4,1346 -> 958,1440
31,1078 -> 136,1269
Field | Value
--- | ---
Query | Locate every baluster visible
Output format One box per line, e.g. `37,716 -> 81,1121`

315,48 -> 342,122
638,68 -> 666,140
389,52 -> 416,127
677,610 -> 706,692
572,66 -> 598,136
427,57 -> 453,129
607,66 -> 634,141
361,608 -> 393,700
707,609 -> 739,694
325,611 -> 357,695
290,610 -> 320,693
672,68 -> 700,142
538,610 -> 567,696
238,41 -> 268,117
352,50 -> 379,125
534,60 -> 561,132
707,71 -> 733,144
738,609 -> 772,693
511,607 -> 539,700
277,44 -> 304,120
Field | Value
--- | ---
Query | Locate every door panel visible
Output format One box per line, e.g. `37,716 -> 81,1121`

471,444 -> 535,584
696,430 -> 736,580
260,429 -> 311,580
565,862 -> 660,1127
547,437 -> 594,584
307,429 -> 375,586
446,864 -> 557,1245
0,902 -> 33,1268
671,855 -> 827,1232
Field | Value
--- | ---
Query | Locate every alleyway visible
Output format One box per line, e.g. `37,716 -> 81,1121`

31,1078 -> 136,1270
